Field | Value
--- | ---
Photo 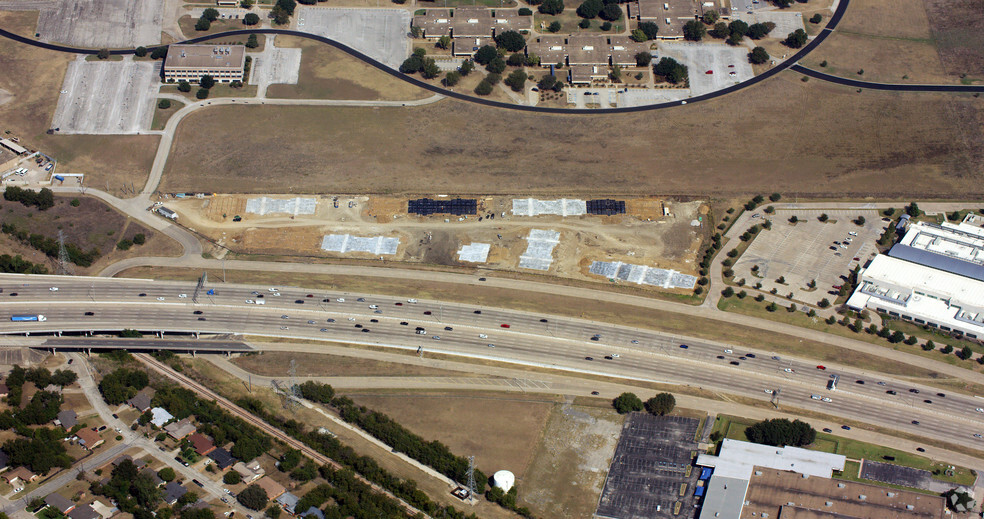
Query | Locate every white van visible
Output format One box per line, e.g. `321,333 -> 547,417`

665,17 -> 671,24
663,2 -> 669,8
255,299 -> 265,305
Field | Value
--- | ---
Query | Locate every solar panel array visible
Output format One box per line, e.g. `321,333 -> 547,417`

408,198 -> 477,216
586,199 -> 626,215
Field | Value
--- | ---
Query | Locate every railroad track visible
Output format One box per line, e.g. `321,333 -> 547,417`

135,354 -> 431,518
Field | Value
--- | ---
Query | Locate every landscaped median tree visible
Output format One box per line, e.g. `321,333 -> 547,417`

612,392 -> 643,414
644,393 -> 676,416
745,418 -> 816,447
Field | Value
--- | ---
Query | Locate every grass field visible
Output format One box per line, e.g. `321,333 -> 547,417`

345,391 -> 556,478
152,99 -> 185,130
161,71 -> 984,197
232,350 -> 481,377
0,12 -> 158,197
923,0 -> 984,78
265,36 -> 431,101
709,414 -> 976,486
801,32 -> 952,84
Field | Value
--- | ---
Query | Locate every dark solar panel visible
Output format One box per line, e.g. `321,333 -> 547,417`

586,199 -> 626,215
408,198 -> 478,216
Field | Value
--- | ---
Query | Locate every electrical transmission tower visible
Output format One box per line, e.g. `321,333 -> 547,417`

466,456 -> 477,498
271,380 -> 299,412
57,230 -> 74,276
289,359 -> 302,402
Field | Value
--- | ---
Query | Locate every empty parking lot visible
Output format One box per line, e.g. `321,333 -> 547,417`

250,38 -> 302,90
732,209 -> 885,305
295,7 -> 410,69
659,42 -> 755,96
37,0 -> 162,48
51,57 -> 160,135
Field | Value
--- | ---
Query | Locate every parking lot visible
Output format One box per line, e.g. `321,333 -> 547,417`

596,414 -> 701,519
295,7 -> 410,69
37,0 -> 162,47
51,57 -> 160,135
732,209 -> 884,306
249,37 -> 302,90
734,11 -> 805,44
658,42 -> 754,96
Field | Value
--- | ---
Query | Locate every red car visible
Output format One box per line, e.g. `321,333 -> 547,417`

394,302 -> 403,306
500,324 -> 510,328
817,365 -> 826,370
705,70 -> 713,74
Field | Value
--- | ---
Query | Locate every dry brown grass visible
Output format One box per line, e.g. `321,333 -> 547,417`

345,391 -> 557,478
232,350 -> 479,377
162,72 -> 984,198
801,32 -> 951,84
0,12 -> 158,197
923,0 -> 984,78
151,99 -> 186,131
265,36 -> 430,101
836,0 -> 933,38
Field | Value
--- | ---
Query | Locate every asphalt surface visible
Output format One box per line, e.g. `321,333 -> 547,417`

792,64 -> 984,92
40,337 -> 251,351
3,276 -> 984,446
0,0 -> 853,115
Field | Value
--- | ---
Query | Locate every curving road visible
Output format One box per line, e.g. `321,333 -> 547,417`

792,64 -> 984,92
0,0 -> 852,115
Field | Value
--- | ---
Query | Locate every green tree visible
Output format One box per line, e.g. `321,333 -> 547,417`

961,346 -> 973,360
177,81 -> 191,92
243,12 -> 260,25
241,0 -> 254,7
495,30 -> 526,52
635,51 -> 652,67
245,34 -> 259,49
600,21 -> 612,30
276,0 -> 296,15
265,506 -> 281,519
809,13 -> 822,23
474,80 -> 493,96
195,17 -> 211,31
507,53 -> 526,66
818,213 -> 829,222
745,418 -> 816,447
653,57 -> 688,84
202,8 -> 220,21
709,21 -> 728,38
941,344 -> 954,354
421,58 -> 440,79
473,45 -> 499,65
644,393 -> 676,416
599,4 -> 621,20
747,21 -> 776,39
784,28 -> 807,48
442,71 -> 461,87
97,48 -> 110,59
630,28 -> 647,41
519,7 -> 533,14
223,471 -> 242,484
638,21 -> 659,39
722,287 -> 735,298
98,368 -> 149,405
702,10 -> 719,23
548,20 -> 562,32
504,69 -> 528,91
134,46 -> 147,57
539,0 -> 565,15
577,0 -> 602,18
612,392 -> 643,414
486,57 -> 506,74
151,47 -> 167,59
435,35 -> 451,50
132,233 -> 146,245
158,99 -> 171,109
683,19 -> 706,41
459,59 -> 474,75
538,74 -> 562,91
117,239 -> 133,251
399,55 -> 423,74
158,467 -> 176,482
237,485 -> 269,510
271,5 -> 289,25
200,75 -> 216,89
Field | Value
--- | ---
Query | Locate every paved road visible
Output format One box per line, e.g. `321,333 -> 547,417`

792,64 -> 984,92
4,277 -> 984,449
0,0 -> 852,115
42,337 -> 252,352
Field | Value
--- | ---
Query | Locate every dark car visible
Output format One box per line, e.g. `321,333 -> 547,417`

822,428 -> 832,433
540,319 -> 548,323
294,299 -> 304,304
604,356 -> 613,360
585,357 -> 594,361
322,298 -> 330,302
193,480 -> 204,488
501,324 -> 510,328
909,388 -> 920,393
370,319 -> 378,323
395,302 -> 403,306
198,317 -> 206,321
841,425 -> 851,430
590,336 -> 600,341
739,356 -> 747,361
355,324 -> 363,328
680,344 -> 689,349
924,399 -> 932,404
444,326 -> 453,331
306,294 -> 314,298
357,298 -> 366,302
424,311 -> 432,315
916,447 -> 925,452
745,353 -> 756,358
937,393 -> 946,397
362,329 -> 370,333
856,380 -> 865,384
716,355 -> 725,359
478,277 -> 486,281
730,361 -> 740,366
8,292 -> 16,296
193,310 -> 203,315
886,390 -> 897,395
84,311 -> 94,316
138,293 -> 146,297
911,420 -> 920,425
400,321 -> 408,325
474,310 -> 482,314
771,356 -> 781,360
327,318 -> 336,323
590,391 -> 599,395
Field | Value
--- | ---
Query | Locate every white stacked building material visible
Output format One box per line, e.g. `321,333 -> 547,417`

245,197 -> 316,216
519,229 -> 560,270
321,234 -> 399,255
589,261 -> 697,289
511,198 -> 586,217
457,243 -> 491,263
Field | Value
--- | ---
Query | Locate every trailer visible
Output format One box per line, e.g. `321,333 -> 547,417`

11,314 -> 46,322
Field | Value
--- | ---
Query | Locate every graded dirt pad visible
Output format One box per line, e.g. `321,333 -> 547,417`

37,0 -> 163,48
162,73 -> 984,198
231,351 -> 476,377
345,391 -> 556,479
522,404 -> 624,518
923,0 -> 984,77
52,57 -> 160,134
0,13 -> 158,195
265,36 -> 430,101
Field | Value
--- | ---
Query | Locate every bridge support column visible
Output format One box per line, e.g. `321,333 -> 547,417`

56,331 -> 61,337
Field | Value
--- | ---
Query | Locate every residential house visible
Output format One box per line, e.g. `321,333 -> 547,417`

150,408 -> 174,428
208,448 -> 236,470
188,433 -> 216,456
68,504 -> 100,519
232,461 -> 263,483
254,476 -> 286,500
275,492 -> 299,515
76,428 -> 104,450
301,507 -> 324,519
3,466 -> 37,485
164,418 -> 196,440
140,468 -> 164,487
89,498 -> 117,519
112,455 -> 146,470
163,481 -> 188,505
56,410 -> 77,430
126,392 -> 153,413
44,493 -> 76,514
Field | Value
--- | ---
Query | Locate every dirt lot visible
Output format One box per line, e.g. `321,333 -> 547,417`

265,36 -> 430,101
345,391 -> 557,479
923,0 -> 984,78
162,72 -> 984,198
522,403 -> 624,518
231,350 -> 479,377
0,194 -> 180,274
165,194 -> 704,285
0,12 -> 158,197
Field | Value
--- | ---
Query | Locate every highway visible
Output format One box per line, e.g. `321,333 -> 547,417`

3,275 -> 984,448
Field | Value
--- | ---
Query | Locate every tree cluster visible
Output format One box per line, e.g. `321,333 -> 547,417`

154,388 -> 270,461
612,392 -> 643,414
1,221 -> 100,267
272,0 -> 296,25
784,28 -> 807,48
98,368 -> 149,405
195,8 -> 219,31
538,0 -> 564,14
0,254 -> 47,274
3,427 -> 72,474
652,57 -> 688,84
3,186 -> 54,210
297,381 -> 334,403
494,30 -> 526,52
644,393 -> 676,415
745,418 -> 816,447
486,485 -> 533,518
91,459 -> 163,513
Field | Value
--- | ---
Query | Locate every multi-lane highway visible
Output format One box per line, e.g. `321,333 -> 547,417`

2,274 -> 984,447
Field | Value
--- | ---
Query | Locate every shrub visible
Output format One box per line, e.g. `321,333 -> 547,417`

158,99 -> 171,109
612,392 -> 643,414
644,393 -> 675,416
70,198 -> 80,207
177,81 -> 191,92
116,239 -> 132,251
809,13 -> 822,23
518,7 -> 532,14
474,80 -> 493,96
548,20 -> 562,32
196,88 -> 209,99
941,345 -> 954,354
97,48 -> 110,59
578,18 -> 590,28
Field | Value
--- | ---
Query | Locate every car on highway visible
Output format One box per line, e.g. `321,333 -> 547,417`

268,288 -> 279,292
811,395 -> 821,400
772,356 -> 781,360
739,356 -> 747,361
924,399 -> 932,404
306,294 -> 314,298
724,349 -> 732,354
336,298 -> 344,302
281,315 -> 289,319
716,355 -> 725,359
444,326 -> 453,331
327,319 -> 335,323
745,353 -> 756,358
49,287 -> 58,291
408,299 -> 418,303
138,293 -> 146,297
916,447 -> 925,452
937,393 -> 946,397
271,292 -> 281,297
322,298 -> 330,302
294,299 -> 304,304
400,321 -> 408,325
975,435 -> 983,439
198,317 -> 206,321
307,320 -> 316,324
501,324 -> 510,328
540,319 -> 548,323
590,336 -> 600,341
886,390 -> 897,395
194,310 -> 203,315
822,428 -> 833,433
611,353 -> 620,358
362,329 -> 370,333
432,336 -> 440,340
816,365 -> 826,370
355,324 -> 363,328
841,425 -> 851,430
604,356 -> 613,360
245,299 -> 256,304
474,310 -> 482,314
394,302 -> 402,306
909,388 -> 920,393
280,326 -> 288,330
84,311 -> 94,316
856,380 -> 865,384
478,278 -> 486,281
822,397 -> 832,403
764,389 -> 773,394
631,340 -> 639,344
911,420 -> 920,425
357,298 -> 366,302
487,344 -> 495,348
730,361 -> 740,366
585,357 -> 593,361
591,391 -> 599,395
976,408 -> 984,413
8,292 -> 16,296
320,328 -> 328,332
369,304 -> 378,309
876,381 -> 886,386
424,311 -> 432,315
157,297 -> 165,301
680,344 -> 689,349
783,368 -> 794,373
178,294 -> 187,298
370,319 -> 379,323
479,334 -> 488,339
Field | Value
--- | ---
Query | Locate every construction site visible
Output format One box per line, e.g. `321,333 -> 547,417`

163,194 -> 705,291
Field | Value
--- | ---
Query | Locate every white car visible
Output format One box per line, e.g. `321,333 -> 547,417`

178,294 -> 188,298
272,292 -> 281,297
268,288 -> 279,292
488,344 -> 495,348
724,349 -> 733,354
336,298 -> 345,302
49,287 -> 59,291
849,231 -> 858,236
764,389 -> 773,394
822,397 -> 832,403
784,368 -> 794,373
157,297 -> 165,301
368,304 -> 378,309
479,334 -> 488,339
115,427 -> 122,433
811,394 -> 821,400
611,353 -> 621,358
245,299 -> 255,304
407,299 -> 418,303
976,408 -> 984,413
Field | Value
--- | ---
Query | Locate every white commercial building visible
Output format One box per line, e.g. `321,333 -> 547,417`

847,216 -> 984,339
696,439 -> 846,519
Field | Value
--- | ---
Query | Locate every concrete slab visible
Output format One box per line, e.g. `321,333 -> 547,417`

37,0 -> 163,48
245,197 -> 316,215
295,7 -> 410,69
519,229 -> 560,271
249,46 -> 303,86
51,57 -> 159,135
321,234 -> 399,255
457,243 -> 490,263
